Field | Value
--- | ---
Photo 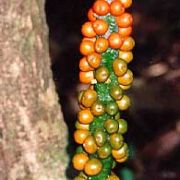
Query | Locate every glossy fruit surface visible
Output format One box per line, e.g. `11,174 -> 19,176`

108,32 -> 123,49
117,119 -> 128,134
80,40 -> 94,56
120,37 -> 135,51
110,85 -> 123,100
116,13 -> 133,27
84,158 -> 102,176
119,0 -> 132,8
78,90 -> 85,104
91,101 -> 105,116
107,174 -> 120,180
81,89 -> 97,108
112,143 -> 128,159
95,37 -> 109,53
72,153 -> 89,171
110,0 -> 125,16
93,0 -> 110,16
74,129 -> 90,144
98,143 -> 112,159
119,84 -> 131,90
93,128 -> 107,147
119,51 -> 133,63
118,26 -> 132,37
106,101 -> 119,116
79,71 -> 94,84
79,57 -> 93,72
88,8 -> 96,22
87,52 -> 101,68
110,133 -> 124,150
116,95 -> 131,111
116,153 -> 128,163
95,66 -> 110,82
113,58 -> 127,76
93,19 -> 109,35
104,119 -> 119,134
82,22 -> 96,38
83,135 -> 98,154
118,69 -> 133,86
75,121 -> 90,130
78,109 -> 94,124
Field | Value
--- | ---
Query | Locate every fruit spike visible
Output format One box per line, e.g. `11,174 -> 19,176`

73,0 -> 134,179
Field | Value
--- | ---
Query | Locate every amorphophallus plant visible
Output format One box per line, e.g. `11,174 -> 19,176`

73,0 -> 134,179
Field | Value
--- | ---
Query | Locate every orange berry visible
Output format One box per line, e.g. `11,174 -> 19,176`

110,0 -> 125,16
80,40 -> 95,56
88,8 -> 96,22
93,19 -> 109,36
82,37 -> 96,43
75,121 -> 90,130
81,22 -> 96,38
120,37 -> 135,51
87,52 -> 101,68
117,69 -> 133,86
84,158 -> 102,176
93,0 -> 110,16
112,143 -> 128,159
118,26 -> 132,37
74,129 -> 90,144
116,13 -> 133,27
116,154 -> 128,163
95,37 -> 109,53
119,0 -> 132,8
83,135 -> 98,154
72,153 -> 89,171
107,174 -> 120,180
108,32 -> 123,49
79,71 -> 94,84
119,51 -> 133,63
78,109 -> 94,124
79,57 -> 93,72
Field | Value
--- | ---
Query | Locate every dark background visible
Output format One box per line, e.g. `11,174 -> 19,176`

45,0 -> 180,179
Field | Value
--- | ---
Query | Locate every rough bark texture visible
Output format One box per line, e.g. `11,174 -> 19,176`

0,0 -> 68,179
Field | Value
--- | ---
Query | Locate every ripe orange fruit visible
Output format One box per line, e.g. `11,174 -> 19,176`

93,0 -> 110,16
78,109 -> 94,124
87,52 -> 101,68
95,37 -> 109,53
83,135 -> 98,154
81,22 -> 96,38
88,8 -> 96,22
120,37 -> 135,51
119,0 -> 132,8
84,158 -> 102,176
80,40 -> 95,56
110,0 -> 125,16
108,32 -> 123,49
74,129 -> 90,144
116,13 -> 133,27
119,50 -> 133,63
118,26 -> 132,37
79,71 -> 94,84
117,69 -> 133,86
72,153 -> 89,171
79,57 -> 93,72
112,143 -> 128,159
93,19 -> 109,35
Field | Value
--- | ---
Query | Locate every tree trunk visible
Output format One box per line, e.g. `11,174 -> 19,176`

0,0 -> 68,179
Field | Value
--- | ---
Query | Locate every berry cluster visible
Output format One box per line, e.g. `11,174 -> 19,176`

73,0 -> 134,179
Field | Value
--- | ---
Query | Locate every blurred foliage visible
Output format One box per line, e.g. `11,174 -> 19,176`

46,0 -> 180,179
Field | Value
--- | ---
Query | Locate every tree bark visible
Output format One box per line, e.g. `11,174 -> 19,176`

0,0 -> 68,179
